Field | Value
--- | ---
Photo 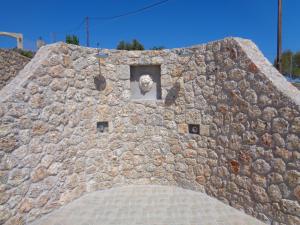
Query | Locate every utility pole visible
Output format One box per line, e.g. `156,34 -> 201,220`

86,16 -> 90,47
276,0 -> 282,73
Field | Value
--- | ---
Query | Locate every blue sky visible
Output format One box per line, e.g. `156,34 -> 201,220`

0,0 -> 299,62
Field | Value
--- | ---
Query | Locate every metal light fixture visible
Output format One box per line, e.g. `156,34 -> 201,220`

95,42 -> 109,59
97,121 -> 108,133
94,43 -> 108,91
177,49 -> 193,57
95,52 -> 109,59
188,124 -> 200,135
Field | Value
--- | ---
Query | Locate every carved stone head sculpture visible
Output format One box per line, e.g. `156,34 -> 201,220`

139,74 -> 153,94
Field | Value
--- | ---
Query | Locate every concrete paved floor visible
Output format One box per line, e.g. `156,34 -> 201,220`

30,185 -> 266,225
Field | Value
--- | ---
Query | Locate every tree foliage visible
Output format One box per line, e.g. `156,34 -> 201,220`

294,52 -> 300,68
117,39 -> 144,50
275,50 -> 300,78
66,35 -> 79,45
13,48 -> 34,58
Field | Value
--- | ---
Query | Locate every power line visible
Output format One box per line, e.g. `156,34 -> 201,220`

55,18 -> 85,34
86,0 -> 170,47
90,0 -> 170,20
86,17 -> 90,47
50,18 -> 85,43
50,0 -> 171,45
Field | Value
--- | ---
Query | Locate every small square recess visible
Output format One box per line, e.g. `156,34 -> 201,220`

97,121 -> 109,133
188,124 -> 200,135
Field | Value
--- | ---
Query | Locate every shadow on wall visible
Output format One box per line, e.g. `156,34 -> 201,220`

94,75 -> 106,91
165,81 -> 181,106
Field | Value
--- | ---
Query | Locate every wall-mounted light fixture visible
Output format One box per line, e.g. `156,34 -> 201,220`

97,121 -> 109,133
188,124 -> 200,135
94,43 -> 108,91
95,52 -> 109,59
95,43 -> 109,60
177,50 -> 193,57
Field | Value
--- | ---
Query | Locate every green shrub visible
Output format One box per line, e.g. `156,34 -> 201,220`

66,35 -> 79,45
117,39 -> 144,50
13,48 -> 34,58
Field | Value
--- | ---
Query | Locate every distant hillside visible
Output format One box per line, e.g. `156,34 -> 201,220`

292,82 -> 300,90
0,48 -> 31,90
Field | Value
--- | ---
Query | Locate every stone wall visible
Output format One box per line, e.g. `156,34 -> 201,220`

0,49 -> 31,90
0,38 -> 299,225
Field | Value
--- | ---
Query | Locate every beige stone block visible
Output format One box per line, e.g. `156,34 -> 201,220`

185,110 -> 201,124
196,176 -> 206,185
294,185 -> 300,201
31,166 -> 48,183
0,135 -> 17,152
63,55 -> 71,67
32,122 -> 48,136
0,191 -> 10,204
19,199 -> 33,213
200,125 -> 210,136
178,123 -> 188,134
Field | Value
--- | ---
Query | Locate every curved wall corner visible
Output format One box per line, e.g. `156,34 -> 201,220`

0,38 -> 299,225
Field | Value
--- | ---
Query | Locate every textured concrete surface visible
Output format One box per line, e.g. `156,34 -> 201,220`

30,185 -> 266,225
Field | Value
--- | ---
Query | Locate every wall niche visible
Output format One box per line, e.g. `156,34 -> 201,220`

188,124 -> 200,135
97,121 -> 109,133
130,65 -> 161,100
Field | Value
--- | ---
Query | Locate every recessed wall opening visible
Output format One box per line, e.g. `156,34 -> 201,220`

97,121 -> 109,133
188,124 -> 200,135
130,65 -> 161,100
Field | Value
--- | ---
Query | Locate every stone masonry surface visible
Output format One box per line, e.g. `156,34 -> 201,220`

29,185 -> 266,225
0,37 -> 299,225
0,49 -> 31,90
